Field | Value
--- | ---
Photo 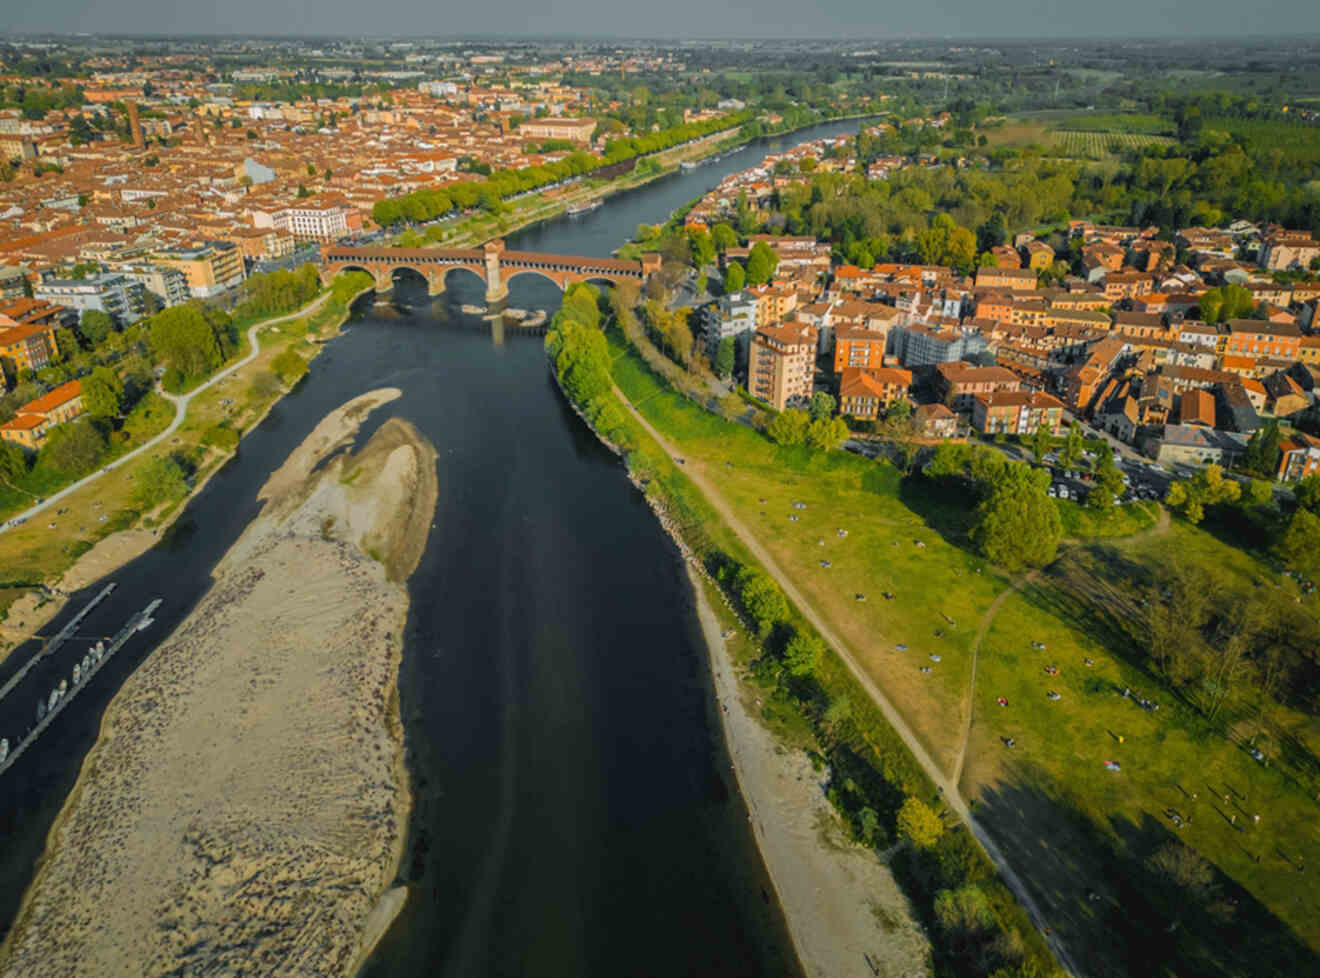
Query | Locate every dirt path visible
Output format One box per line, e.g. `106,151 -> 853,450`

955,572 -> 1034,786
0,291 -> 332,539
612,383 -> 1084,977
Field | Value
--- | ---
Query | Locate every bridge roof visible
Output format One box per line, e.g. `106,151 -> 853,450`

324,245 -> 642,274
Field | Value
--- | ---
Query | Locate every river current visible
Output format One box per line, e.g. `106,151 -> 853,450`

0,118 -> 871,976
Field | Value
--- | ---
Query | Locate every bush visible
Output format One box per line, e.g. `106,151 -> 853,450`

161,367 -> 183,393
271,349 -> 309,385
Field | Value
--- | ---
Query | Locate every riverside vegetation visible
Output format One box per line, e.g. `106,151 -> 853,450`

550,277 -> 1320,978
546,282 -> 1063,978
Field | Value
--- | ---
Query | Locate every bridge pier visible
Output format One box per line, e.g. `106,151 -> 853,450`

427,274 -> 446,297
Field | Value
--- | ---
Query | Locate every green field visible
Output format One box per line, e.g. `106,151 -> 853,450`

605,334 -> 1320,978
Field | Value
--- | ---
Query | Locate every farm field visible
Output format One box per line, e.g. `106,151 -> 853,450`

1050,129 -> 1176,157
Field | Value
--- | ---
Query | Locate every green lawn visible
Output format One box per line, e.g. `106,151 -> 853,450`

608,333 -> 1320,976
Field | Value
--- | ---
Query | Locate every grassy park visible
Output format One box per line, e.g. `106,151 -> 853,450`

603,329 -> 1320,977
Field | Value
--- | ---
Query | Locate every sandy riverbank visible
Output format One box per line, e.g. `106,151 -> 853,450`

689,566 -> 932,978
0,388 -> 437,978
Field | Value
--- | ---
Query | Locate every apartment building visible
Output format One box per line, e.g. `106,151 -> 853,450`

35,273 -> 146,325
935,362 -> 1022,412
0,379 -> 83,451
832,326 -> 890,373
0,317 -> 60,376
971,390 -> 1066,436
748,321 -> 817,411
152,242 -> 246,299
699,290 -> 758,359
837,367 -> 912,420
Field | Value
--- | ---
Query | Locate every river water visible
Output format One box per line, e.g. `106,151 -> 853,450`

0,117 -> 869,976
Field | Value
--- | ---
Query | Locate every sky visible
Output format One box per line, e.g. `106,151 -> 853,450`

3,0 -> 1319,39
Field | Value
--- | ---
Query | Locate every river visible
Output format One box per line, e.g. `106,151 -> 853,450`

0,117 -> 871,976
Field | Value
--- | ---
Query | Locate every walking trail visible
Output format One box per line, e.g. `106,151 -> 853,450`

0,292 -> 332,539
612,382 -> 1083,978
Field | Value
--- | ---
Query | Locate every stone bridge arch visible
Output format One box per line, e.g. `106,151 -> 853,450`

322,242 -> 658,304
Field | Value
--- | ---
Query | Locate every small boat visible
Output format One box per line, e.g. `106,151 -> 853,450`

566,199 -> 602,217
137,617 -> 155,632
460,304 -> 486,316
522,310 -> 548,328
680,160 -> 700,172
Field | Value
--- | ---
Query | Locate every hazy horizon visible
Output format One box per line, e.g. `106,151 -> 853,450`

5,0 -> 1320,42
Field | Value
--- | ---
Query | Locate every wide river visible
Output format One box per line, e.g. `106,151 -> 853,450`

0,118 -> 869,976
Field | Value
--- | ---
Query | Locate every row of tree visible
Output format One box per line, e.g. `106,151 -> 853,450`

373,111 -> 753,229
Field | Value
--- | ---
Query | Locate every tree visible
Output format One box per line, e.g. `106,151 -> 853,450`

1089,455 -> 1125,510
897,796 -> 943,849
736,567 -> 788,636
1029,425 -> 1052,463
806,416 -> 849,451
76,308 -> 114,348
81,366 -> 124,419
1165,465 -> 1241,524
782,629 -> 822,677
0,441 -> 28,487
714,336 -> 735,380
1059,421 -> 1084,470
934,885 -> 994,937
1243,420 -> 1280,477
1276,508 -> 1320,581
711,223 -> 739,253
40,418 -> 105,476
766,408 -> 810,446
132,454 -> 188,508
973,477 -> 1062,571
296,183 -> 310,198
1295,473 -> 1320,513
808,391 -> 836,422
745,241 -> 779,286
723,261 -> 746,294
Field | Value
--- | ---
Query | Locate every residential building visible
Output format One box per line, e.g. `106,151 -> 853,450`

0,298 -> 72,329
970,390 -> 1065,436
1147,424 -> 1248,467
833,327 -> 891,373
271,201 -> 363,242
1258,230 -> 1320,271
893,323 -> 989,367
0,317 -> 60,376
35,273 -> 146,325
1278,433 -> 1320,481
1223,319 -> 1302,362
119,264 -> 191,307
699,290 -> 758,359
837,367 -> 912,420
0,379 -> 83,451
518,116 -> 597,144
934,362 -> 1021,411
0,266 -> 28,299
975,266 -> 1038,291
915,402 -> 959,438
748,321 -> 817,411
152,242 -> 246,299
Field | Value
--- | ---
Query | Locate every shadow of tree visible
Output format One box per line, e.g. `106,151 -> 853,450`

895,474 -> 979,548
974,761 -> 1314,978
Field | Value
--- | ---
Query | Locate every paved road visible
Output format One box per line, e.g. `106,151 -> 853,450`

612,382 -> 1084,978
0,292 -> 332,539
